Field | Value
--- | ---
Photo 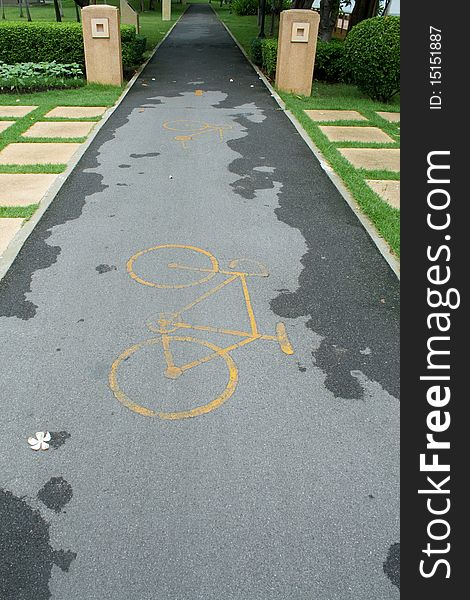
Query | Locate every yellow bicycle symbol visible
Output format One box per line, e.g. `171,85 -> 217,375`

163,120 -> 232,149
109,244 -> 294,420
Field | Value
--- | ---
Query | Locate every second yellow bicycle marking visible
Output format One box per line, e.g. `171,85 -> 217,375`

110,244 -> 294,420
162,120 -> 232,149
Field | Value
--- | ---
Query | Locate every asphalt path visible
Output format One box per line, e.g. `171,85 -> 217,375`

0,5 -> 400,599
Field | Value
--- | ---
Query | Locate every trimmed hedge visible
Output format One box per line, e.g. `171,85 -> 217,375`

261,38 -> 278,79
314,39 -> 350,83
0,22 -> 146,71
344,16 -> 400,102
250,37 -> 263,67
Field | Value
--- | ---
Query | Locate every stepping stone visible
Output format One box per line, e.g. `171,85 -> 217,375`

44,106 -> 107,119
0,174 -> 59,206
22,121 -> 96,139
366,179 -> 400,209
0,121 -> 15,134
0,218 -> 23,256
0,106 -> 38,118
0,143 -> 81,165
338,148 -> 400,172
319,125 -> 394,143
376,111 -> 400,122
305,109 -> 367,122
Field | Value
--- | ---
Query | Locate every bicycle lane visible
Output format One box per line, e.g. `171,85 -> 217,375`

0,5 -> 399,600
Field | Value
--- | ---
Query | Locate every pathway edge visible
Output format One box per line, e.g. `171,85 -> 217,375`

214,9 -> 400,280
0,12 -> 186,283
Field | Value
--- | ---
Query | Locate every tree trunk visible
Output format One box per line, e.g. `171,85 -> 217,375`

348,0 -> 379,30
25,0 -> 32,21
318,0 -> 340,42
58,0 -> 64,18
53,0 -> 62,22
19,0 -> 24,18
75,2 -> 81,22
1,0 -> 6,20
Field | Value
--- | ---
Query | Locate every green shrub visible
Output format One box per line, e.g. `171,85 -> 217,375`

232,0 -> 258,16
122,34 -> 147,69
250,38 -> 263,66
261,38 -> 278,79
0,22 -> 84,65
344,16 -> 400,102
0,22 -> 146,72
0,61 -> 84,92
314,39 -> 351,83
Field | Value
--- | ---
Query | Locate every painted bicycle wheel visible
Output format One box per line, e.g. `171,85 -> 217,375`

109,336 -> 238,420
126,244 -> 219,289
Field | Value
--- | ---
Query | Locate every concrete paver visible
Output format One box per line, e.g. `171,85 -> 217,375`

305,109 -> 367,121
0,106 -> 38,118
0,142 -> 81,165
319,125 -> 394,143
0,6 -> 399,600
22,121 -> 96,139
376,111 -> 400,122
366,179 -> 400,208
0,218 -> 23,256
338,147 -> 400,171
44,106 -> 107,119
0,173 -> 59,206
0,121 -> 15,134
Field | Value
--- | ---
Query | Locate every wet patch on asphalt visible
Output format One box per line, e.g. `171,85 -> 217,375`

48,431 -> 71,449
383,543 -> 400,589
95,264 -> 117,274
0,488 -> 76,600
129,152 -> 160,159
37,477 -> 73,513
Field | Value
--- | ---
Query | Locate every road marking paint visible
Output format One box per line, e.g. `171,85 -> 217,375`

111,245 -> 294,419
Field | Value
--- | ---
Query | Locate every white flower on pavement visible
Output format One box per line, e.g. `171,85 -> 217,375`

28,431 -> 51,451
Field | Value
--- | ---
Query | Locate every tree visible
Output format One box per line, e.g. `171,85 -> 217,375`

348,0 -> 380,30
318,0 -> 340,41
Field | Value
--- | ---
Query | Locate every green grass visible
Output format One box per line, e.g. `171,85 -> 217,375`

279,90 -> 400,257
0,85 -> 122,219
0,164 -> 67,174
211,7 -> 401,258
0,205 -> 39,219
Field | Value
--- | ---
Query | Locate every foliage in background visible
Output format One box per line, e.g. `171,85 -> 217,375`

0,61 -> 84,92
0,22 -> 146,71
344,16 -> 400,101
231,0 -> 258,16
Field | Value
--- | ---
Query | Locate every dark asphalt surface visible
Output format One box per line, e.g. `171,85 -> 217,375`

0,5 -> 399,599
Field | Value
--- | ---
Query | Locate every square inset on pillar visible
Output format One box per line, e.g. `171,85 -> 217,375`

91,18 -> 110,38
291,22 -> 310,43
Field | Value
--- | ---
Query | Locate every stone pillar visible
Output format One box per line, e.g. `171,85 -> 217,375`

120,0 -> 140,34
275,10 -> 320,97
82,5 -> 123,86
162,0 -> 171,22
